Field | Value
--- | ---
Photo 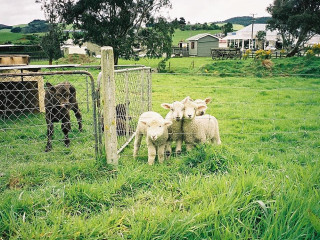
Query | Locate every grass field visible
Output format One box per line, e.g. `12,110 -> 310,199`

1,57 -> 320,239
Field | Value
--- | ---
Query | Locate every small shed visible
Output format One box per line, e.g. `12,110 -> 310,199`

187,33 -> 219,57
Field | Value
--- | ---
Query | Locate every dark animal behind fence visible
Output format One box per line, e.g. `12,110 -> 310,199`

44,81 -> 82,152
100,101 -> 133,136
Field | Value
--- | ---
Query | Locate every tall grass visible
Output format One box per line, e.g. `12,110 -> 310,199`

1,58 -> 319,239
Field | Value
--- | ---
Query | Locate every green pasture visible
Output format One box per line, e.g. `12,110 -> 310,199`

1,57 -> 320,239
0,32 -> 24,44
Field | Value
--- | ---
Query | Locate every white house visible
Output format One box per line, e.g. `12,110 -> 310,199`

61,39 -> 87,55
220,23 -> 320,50
220,24 -> 280,50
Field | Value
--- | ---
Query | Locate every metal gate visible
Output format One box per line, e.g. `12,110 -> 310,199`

0,70 -> 99,164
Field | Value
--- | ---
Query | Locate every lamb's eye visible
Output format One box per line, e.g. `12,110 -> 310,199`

159,125 -> 162,128
171,109 -> 174,111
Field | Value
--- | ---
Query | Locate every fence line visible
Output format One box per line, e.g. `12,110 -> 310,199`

0,70 -> 100,162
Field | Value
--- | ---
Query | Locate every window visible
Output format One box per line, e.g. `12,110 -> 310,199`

191,42 -> 195,49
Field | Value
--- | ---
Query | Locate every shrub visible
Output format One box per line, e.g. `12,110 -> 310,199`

262,59 -> 273,69
312,44 -> 320,55
255,49 -> 272,60
306,49 -> 315,59
157,59 -> 167,72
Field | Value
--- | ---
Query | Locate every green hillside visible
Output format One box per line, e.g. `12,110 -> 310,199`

215,16 -> 271,26
0,32 -> 24,44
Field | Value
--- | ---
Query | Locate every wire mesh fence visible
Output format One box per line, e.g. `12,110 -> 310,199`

114,67 -> 152,153
1,59 -> 319,166
0,71 -> 99,164
126,73 -> 320,161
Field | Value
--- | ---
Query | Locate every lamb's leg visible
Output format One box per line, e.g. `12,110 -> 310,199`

186,143 -> 194,151
133,133 -> 143,158
165,141 -> 172,157
214,123 -> 221,145
147,144 -> 157,165
175,138 -> 183,155
158,145 -> 166,163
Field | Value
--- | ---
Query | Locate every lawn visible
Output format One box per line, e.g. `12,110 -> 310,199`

0,57 -> 320,239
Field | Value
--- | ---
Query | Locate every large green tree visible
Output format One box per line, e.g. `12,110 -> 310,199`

52,0 -> 173,64
221,22 -> 233,36
37,0 -> 67,65
267,0 -> 320,57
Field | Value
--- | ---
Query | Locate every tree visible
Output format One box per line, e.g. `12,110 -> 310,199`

11,27 -> 22,33
22,20 -> 48,33
256,30 -> 266,49
221,22 -> 233,36
267,0 -> 320,57
178,17 -> 186,30
36,0 -> 67,65
51,0 -> 172,64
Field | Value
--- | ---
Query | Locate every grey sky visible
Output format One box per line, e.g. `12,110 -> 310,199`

1,0 -> 273,26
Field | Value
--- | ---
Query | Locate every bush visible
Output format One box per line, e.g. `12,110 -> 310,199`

262,59 -> 273,69
306,49 -> 315,59
242,49 -> 252,60
312,44 -> 320,55
157,59 -> 167,72
255,49 -> 272,60
11,27 -> 22,33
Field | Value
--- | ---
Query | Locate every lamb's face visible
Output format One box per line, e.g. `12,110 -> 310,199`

182,98 -> 207,120
140,119 -> 172,141
161,101 -> 184,121
194,98 -> 211,116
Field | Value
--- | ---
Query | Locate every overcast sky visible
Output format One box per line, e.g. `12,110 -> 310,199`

1,0 -> 273,26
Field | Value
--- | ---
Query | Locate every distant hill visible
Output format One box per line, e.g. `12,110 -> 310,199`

215,16 -> 271,26
0,24 -> 12,30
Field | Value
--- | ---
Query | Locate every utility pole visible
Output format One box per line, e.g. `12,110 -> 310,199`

250,13 -> 257,50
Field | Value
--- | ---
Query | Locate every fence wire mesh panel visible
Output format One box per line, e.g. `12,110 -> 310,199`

0,71 -> 99,165
127,73 -> 320,160
113,67 -> 151,153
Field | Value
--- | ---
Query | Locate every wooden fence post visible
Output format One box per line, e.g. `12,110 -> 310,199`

101,46 -> 118,165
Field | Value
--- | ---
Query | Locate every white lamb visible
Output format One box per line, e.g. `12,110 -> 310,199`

133,111 -> 172,165
182,97 -> 221,151
194,97 -> 211,116
161,100 -> 185,156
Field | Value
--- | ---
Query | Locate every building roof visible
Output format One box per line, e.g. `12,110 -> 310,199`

222,24 -> 279,41
187,33 -> 219,41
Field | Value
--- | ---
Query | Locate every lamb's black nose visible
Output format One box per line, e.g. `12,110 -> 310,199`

188,114 -> 192,118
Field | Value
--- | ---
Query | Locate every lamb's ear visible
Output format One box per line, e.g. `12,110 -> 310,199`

197,104 -> 207,112
164,120 -> 172,127
204,98 -> 211,104
45,82 -> 56,93
181,96 -> 191,104
139,120 -> 147,125
161,103 -> 172,109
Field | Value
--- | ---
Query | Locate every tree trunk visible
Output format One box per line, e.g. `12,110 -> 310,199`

286,33 -> 307,57
286,46 -> 300,57
49,58 -> 53,65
